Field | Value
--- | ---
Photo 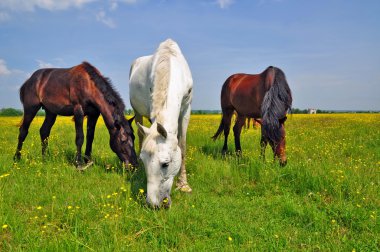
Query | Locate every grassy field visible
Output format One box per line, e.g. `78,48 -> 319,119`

0,114 -> 379,251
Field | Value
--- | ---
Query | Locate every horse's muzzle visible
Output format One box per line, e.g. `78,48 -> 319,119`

146,195 -> 171,209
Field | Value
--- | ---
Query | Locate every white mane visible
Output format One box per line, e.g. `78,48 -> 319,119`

150,39 -> 181,120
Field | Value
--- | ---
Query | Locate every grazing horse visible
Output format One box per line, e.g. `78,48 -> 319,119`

129,39 -> 193,208
14,61 -> 138,168
212,66 -> 292,166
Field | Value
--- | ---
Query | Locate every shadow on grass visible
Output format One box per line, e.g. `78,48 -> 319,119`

201,143 -> 254,164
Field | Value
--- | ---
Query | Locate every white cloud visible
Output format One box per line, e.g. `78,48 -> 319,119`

0,11 -> 11,22
120,0 -> 138,3
0,0 -> 96,12
36,59 -> 56,68
0,59 -> 11,76
110,1 -> 118,11
216,0 -> 234,9
109,0 -> 139,11
96,10 -> 116,28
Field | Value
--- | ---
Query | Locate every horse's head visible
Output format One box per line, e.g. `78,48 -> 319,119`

110,117 -> 138,168
275,117 -> 287,166
262,116 -> 287,166
137,122 -> 181,209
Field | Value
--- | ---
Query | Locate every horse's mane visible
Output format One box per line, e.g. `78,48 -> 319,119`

261,66 -> 292,143
150,39 -> 181,120
81,61 -> 126,122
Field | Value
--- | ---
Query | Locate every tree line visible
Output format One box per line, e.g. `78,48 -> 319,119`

0,107 -> 378,116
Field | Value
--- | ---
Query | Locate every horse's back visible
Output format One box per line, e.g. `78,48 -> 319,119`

21,65 -> 90,114
222,73 -> 265,117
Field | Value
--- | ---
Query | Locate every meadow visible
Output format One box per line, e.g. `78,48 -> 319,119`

0,114 -> 379,251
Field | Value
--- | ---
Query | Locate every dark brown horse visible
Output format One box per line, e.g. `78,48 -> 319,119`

14,62 -> 138,168
212,66 -> 292,166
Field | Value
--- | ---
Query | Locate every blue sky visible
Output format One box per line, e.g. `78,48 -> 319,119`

0,0 -> 379,110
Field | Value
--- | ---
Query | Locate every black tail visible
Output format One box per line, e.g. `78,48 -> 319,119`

261,67 -> 292,143
212,117 -> 224,141
19,83 -> 26,105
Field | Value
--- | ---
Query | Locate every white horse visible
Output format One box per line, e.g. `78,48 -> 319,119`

129,39 -> 193,208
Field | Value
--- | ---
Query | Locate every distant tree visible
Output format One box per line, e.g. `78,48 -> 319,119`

291,108 -> 308,114
0,108 -> 23,116
124,109 -> 133,115
36,109 -> 45,116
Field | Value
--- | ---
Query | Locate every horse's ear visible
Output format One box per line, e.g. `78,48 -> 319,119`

128,115 -> 135,125
137,122 -> 149,137
157,123 -> 167,139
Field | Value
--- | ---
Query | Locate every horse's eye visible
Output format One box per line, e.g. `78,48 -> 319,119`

162,162 -> 169,168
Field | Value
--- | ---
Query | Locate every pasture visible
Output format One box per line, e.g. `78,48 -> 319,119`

0,114 -> 379,251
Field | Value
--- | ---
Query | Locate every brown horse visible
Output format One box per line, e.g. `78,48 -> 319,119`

14,62 -> 138,168
212,66 -> 292,166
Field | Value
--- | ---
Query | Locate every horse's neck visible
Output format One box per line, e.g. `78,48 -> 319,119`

96,100 -> 119,131
153,94 -> 182,135
152,80 -> 186,135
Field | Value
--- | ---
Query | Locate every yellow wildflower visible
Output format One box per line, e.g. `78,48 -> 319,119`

139,188 -> 144,194
2,224 -> 8,229
0,173 -> 10,179
228,236 -> 232,241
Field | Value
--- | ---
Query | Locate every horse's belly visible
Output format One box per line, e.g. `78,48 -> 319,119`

42,103 -> 74,116
130,87 -> 151,117
231,96 -> 261,117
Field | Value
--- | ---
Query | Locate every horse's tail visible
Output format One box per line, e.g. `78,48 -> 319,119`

212,76 -> 233,141
211,117 -> 224,141
17,70 -> 41,126
261,66 -> 292,143
19,82 -> 26,105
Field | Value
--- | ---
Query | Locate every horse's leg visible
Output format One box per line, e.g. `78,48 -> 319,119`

176,105 -> 192,192
84,112 -> 100,163
73,105 -> 85,167
135,112 -> 143,153
222,109 -> 233,155
40,110 -> 57,157
14,105 -> 40,161
233,115 -> 246,156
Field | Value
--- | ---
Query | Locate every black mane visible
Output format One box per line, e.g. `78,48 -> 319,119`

261,66 -> 292,143
81,61 -> 126,122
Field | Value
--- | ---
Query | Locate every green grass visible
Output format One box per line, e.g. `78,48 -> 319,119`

0,114 -> 379,251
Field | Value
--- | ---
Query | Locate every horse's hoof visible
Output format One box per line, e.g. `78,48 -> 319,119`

176,184 -> 192,193
13,153 -> 21,162
76,161 -> 93,171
